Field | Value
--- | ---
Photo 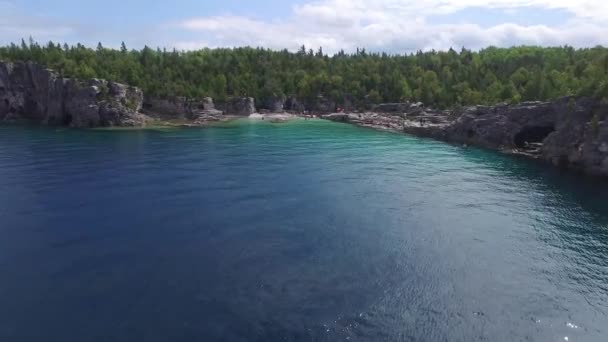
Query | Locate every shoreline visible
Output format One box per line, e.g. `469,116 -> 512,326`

4,109 -> 608,179
2,60 -> 607,178
319,98 -> 608,178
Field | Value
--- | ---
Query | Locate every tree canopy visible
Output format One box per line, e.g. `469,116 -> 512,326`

1,40 -> 607,109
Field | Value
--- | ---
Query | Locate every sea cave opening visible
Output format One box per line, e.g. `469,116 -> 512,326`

514,126 -> 555,149
62,114 -> 73,126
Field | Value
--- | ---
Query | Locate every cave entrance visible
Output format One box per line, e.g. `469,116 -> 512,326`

514,126 -> 554,149
62,114 -> 73,126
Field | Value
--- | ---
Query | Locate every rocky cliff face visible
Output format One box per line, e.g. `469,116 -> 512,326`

0,61 -> 147,127
441,97 -> 608,176
540,98 -> 608,175
142,96 -> 222,119
218,97 -> 256,116
260,95 -> 286,113
323,97 -> 608,177
284,97 -> 305,113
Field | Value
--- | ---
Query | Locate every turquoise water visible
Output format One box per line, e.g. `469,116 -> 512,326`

0,119 -> 607,341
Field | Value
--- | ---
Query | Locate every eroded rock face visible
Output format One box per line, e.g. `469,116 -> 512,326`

444,101 -> 558,149
261,95 -> 286,113
220,97 -> 256,115
0,61 -> 146,127
143,96 -> 224,120
202,97 -> 215,111
284,97 -> 305,113
541,98 -> 608,176
444,97 -> 608,177
310,95 -> 336,113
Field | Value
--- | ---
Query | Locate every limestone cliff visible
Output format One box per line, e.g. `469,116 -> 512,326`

217,97 -> 256,116
0,61 -> 147,127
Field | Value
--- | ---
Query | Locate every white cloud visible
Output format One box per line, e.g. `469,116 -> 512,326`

1,0 -> 607,53
175,0 -> 608,53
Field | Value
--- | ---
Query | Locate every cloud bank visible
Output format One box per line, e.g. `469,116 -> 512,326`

1,0 -> 607,53
175,0 -> 608,53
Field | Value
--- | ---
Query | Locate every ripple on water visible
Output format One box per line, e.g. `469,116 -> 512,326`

0,122 -> 607,341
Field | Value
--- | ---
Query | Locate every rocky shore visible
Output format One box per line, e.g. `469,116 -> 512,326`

0,61 -> 257,128
2,60 -> 608,177
322,98 -> 608,177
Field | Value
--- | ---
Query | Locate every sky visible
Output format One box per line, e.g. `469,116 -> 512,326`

1,0 -> 607,54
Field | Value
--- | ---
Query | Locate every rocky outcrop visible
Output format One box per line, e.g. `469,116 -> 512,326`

142,96 -> 223,120
323,97 -> 608,177
0,61 -> 147,127
540,98 -> 608,176
218,97 -> 256,116
284,97 -> 305,113
442,101 -> 558,149
261,95 -> 286,113
142,97 -> 193,119
373,102 -> 422,114
310,95 -> 336,113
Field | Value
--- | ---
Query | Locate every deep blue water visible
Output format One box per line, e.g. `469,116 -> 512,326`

0,119 -> 607,341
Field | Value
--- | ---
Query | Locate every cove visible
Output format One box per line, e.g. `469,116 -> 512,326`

0,119 -> 607,341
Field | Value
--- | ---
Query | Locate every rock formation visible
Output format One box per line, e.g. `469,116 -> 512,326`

218,97 -> 256,116
323,97 -> 608,177
310,95 -> 336,113
142,96 -> 223,121
261,95 -> 286,113
284,97 -> 305,113
3,60 -> 608,177
0,61 -> 147,127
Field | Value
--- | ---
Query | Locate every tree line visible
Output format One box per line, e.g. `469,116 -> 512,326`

1,39 -> 607,109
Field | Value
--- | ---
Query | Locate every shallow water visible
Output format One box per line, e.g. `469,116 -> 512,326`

0,119 -> 607,341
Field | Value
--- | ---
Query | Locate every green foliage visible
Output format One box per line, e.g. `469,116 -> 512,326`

124,98 -> 139,111
2,41 -> 608,109
367,90 -> 382,104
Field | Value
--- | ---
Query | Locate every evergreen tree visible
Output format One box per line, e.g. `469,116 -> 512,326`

1,41 -> 607,109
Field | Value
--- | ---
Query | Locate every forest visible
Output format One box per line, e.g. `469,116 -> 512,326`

1,39 -> 608,109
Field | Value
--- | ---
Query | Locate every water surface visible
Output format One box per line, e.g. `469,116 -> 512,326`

0,119 -> 607,341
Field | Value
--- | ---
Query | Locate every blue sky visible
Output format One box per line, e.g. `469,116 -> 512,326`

1,0 -> 607,53
17,0 -> 298,24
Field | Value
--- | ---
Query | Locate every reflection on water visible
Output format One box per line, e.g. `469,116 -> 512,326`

0,120 -> 607,341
